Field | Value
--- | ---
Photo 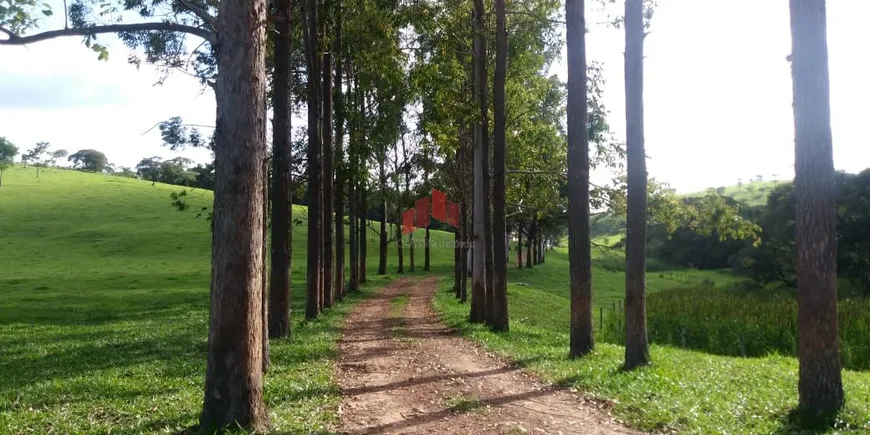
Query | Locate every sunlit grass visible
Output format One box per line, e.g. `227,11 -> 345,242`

433,246 -> 870,433
0,166 -> 454,433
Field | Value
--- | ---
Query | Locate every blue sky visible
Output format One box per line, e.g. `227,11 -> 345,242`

1,0 -> 868,192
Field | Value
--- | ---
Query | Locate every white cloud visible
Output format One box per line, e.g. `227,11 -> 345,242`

0,11 -> 215,169
1,0 -> 867,191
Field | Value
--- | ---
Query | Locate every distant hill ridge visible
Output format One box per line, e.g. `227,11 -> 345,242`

591,179 -> 790,238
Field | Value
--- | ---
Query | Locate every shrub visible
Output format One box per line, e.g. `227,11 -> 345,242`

601,287 -> 870,370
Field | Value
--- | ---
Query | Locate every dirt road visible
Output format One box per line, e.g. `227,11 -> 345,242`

334,277 -> 638,435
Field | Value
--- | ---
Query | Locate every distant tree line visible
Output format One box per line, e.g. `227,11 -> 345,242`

135,156 -> 214,189
638,169 -> 870,297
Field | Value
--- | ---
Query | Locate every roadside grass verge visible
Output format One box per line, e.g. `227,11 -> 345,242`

432,247 -> 870,434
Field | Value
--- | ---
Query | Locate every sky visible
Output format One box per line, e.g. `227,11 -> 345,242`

1,0 -> 868,192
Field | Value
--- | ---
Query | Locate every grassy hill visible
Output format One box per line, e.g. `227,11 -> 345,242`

0,166 -> 454,433
685,179 -> 788,207
591,179 -> 790,238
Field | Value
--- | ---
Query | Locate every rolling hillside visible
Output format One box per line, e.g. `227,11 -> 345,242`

591,179 -> 789,238
684,179 -> 788,207
0,165 -> 455,433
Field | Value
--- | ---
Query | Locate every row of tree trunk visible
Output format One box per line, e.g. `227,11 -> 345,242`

564,0 -> 844,420
227,0 -> 846,428
462,0 -> 510,332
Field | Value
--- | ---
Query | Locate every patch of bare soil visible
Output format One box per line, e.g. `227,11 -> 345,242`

334,277 -> 640,435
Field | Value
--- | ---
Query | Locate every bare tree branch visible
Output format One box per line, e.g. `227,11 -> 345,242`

0,22 -> 216,46
175,0 -> 217,28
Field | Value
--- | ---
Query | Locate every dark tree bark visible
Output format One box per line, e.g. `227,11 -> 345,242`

566,0 -> 594,358
261,159 -> 270,373
490,0 -> 509,331
333,3 -> 346,301
423,156 -> 431,272
459,202 -> 469,303
397,223 -> 404,272
424,226 -> 431,270
394,143 -> 404,274
321,0 -> 335,310
623,0 -> 650,370
473,0 -> 495,327
517,226 -> 523,268
378,155 -> 388,275
359,185 -> 368,284
348,70 -> 360,293
199,0 -> 270,428
454,227 -> 462,297
789,0 -> 844,417
409,232 -> 415,271
469,4 -> 486,323
304,0 -> 323,320
404,146 -> 415,273
525,227 -> 532,269
532,234 -> 539,265
268,0 -> 293,339
358,86 -> 368,285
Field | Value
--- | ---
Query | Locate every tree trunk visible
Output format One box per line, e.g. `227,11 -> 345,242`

470,119 -> 486,323
261,159 -> 270,373
517,227 -> 523,268
321,0 -> 335,310
460,202 -> 469,303
349,175 -> 358,291
359,187 -> 368,284
397,223 -> 404,273
268,0 -> 293,339
471,0 -> 494,327
409,232 -> 415,271
490,0 -> 509,331
335,171 -> 345,300
394,144 -> 404,274
532,233 -> 539,265
333,3 -> 345,301
378,156 -> 388,275
525,228 -> 532,268
540,238 -> 545,263
623,0 -> 650,370
199,0 -> 269,427
470,37 -> 487,324
454,228 -> 461,297
566,0 -> 594,358
348,69 -> 359,293
405,169 -> 415,273
304,0 -> 323,320
789,0 -> 844,417
423,147 -> 431,272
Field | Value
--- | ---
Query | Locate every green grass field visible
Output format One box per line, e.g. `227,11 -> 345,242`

433,246 -> 870,434
3,166 -> 868,434
0,166 -> 453,433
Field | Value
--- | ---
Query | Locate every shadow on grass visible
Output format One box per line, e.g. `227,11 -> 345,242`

769,406 -> 853,435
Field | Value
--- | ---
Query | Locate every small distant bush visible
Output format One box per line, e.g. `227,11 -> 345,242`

601,287 -> 870,371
